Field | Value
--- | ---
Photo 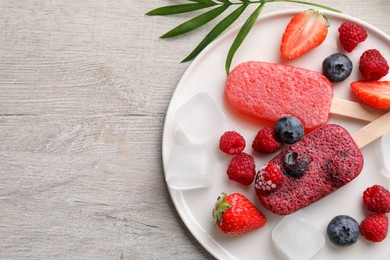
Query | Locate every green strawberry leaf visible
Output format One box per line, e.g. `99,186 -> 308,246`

212,192 -> 231,225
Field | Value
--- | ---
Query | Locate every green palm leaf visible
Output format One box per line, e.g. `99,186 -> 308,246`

182,4 -> 247,62
189,0 -> 216,4
161,5 -> 229,38
215,0 -> 231,3
146,3 -> 215,16
225,3 -> 265,74
147,0 -> 341,73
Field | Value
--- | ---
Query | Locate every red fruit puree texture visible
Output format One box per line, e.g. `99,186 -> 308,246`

225,61 -> 333,131
256,124 -> 364,215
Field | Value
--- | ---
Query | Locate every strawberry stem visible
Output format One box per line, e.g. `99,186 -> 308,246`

212,192 -> 231,225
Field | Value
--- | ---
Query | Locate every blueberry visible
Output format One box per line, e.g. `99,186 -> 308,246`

283,152 -> 309,178
274,116 -> 304,144
327,215 -> 359,247
322,53 -> 353,82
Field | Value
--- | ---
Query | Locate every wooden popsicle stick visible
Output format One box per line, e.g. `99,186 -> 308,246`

352,112 -> 390,149
330,98 -> 386,122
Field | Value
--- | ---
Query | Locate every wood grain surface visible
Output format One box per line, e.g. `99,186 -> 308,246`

1,1 -> 389,259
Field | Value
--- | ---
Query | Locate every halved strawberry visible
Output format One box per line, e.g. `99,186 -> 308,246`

350,81 -> 390,109
280,9 -> 329,59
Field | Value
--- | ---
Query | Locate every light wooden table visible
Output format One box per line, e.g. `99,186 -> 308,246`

1,1 -> 389,259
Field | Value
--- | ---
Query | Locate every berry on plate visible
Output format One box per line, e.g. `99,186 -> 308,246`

219,131 -> 246,155
322,53 -> 353,82
212,192 -> 267,235
252,127 -> 282,154
327,215 -> 360,247
359,49 -> 389,80
280,9 -> 328,59
363,185 -> 390,213
254,163 -> 284,194
283,152 -> 309,178
227,152 -> 256,185
274,116 -> 304,144
350,80 -> 390,109
360,213 -> 389,242
338,21 -> 367,52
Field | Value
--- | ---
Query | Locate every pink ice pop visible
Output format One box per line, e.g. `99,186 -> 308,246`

226,61 -> 386,130
226,61 -> 333,131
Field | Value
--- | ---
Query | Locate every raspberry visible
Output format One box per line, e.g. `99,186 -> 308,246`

360,213 -> 388,242
359,49 -> 389,80
219,131 -> 246,155
252,127 -> 282,154
226,152 -> 256,186
254,163 -> 283,194
363,185 -> 390,213
338,22 -> 367,52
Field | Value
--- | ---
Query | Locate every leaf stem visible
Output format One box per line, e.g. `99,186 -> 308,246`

210,0 -> 341,13
263,0 -> 341,13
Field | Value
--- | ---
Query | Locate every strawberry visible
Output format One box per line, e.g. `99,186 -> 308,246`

350,81 -> 390,109
212,192 -> 266,235
280,9 -> 329,59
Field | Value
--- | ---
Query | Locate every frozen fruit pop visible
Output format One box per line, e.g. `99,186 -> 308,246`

256,111 -> 390,215
226,61 -> 332,131
225,61 -> 385,131
255,124 -> 364,215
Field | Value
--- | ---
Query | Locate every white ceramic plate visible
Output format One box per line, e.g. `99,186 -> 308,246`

162,9 -> 390,260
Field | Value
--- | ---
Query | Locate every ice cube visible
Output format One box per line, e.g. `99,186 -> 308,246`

175,92 -> 225,144
166,145 -> 212,190
378,132 -> 390,178
173,130 -> 192,146
272,211 -> 325,260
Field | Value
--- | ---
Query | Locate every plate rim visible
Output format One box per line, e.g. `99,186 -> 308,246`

161,8 -> 390,260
